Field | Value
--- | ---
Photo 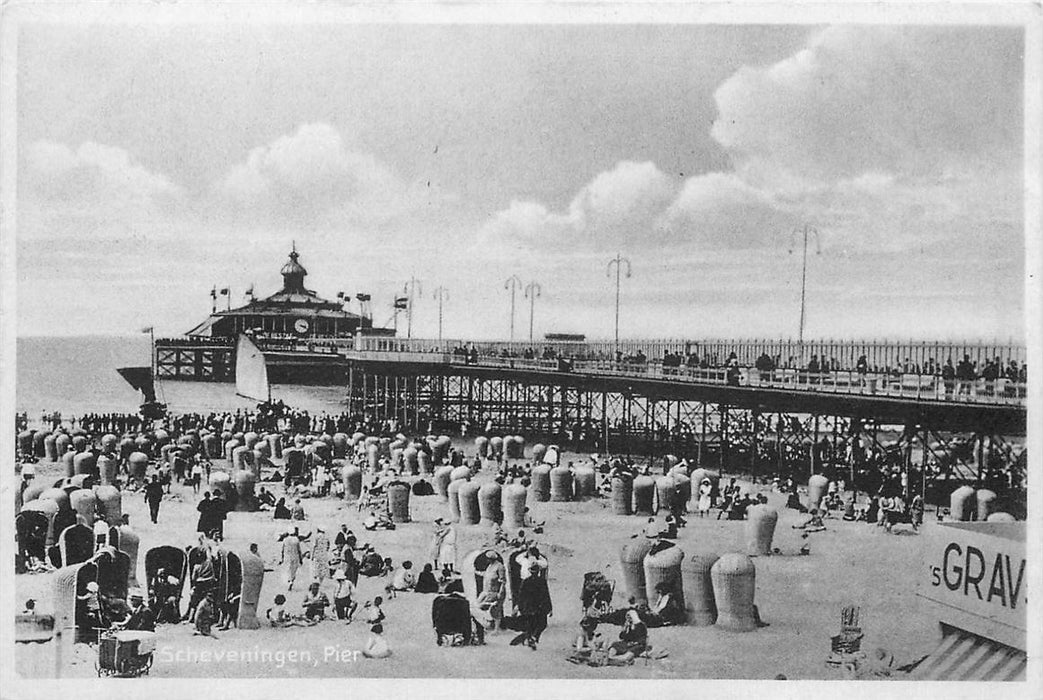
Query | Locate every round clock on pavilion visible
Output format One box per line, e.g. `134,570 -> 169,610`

294,319 -> 310,334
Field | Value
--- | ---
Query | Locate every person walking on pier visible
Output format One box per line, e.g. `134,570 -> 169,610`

956,355 -> 976,396
942,358 -> 956,398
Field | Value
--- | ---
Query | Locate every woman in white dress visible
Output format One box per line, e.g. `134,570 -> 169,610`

697,479 -> 713,517
439,523 -> 458,572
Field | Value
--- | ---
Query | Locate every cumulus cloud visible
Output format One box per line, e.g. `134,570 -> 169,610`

659,172 -> 798,249
712,25 -> 1022,185
482,160 -> 678,250
214,122 -> 432,228
19,139 -> 183,243
22,139 -> 180,206
708,25 -> 1023,255
487,26 -> 1023,257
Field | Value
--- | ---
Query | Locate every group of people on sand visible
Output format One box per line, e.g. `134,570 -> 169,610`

568,527 -> 688,667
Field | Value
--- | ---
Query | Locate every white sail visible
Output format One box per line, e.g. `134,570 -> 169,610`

235,334 -> 270,402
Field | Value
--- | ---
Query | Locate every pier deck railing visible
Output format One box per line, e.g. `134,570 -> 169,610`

340,351 -> 1026,406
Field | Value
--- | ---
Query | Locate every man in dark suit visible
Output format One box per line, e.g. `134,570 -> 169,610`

121,590 -> 156,631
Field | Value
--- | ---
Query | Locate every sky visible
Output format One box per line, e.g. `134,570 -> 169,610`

12,19 -> 1028,342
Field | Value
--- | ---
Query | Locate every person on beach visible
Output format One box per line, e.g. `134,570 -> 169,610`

184,548 -> 217,622
642,582 -> 684,628
211,491 -> 228,540
310,527 -> 330,583
196,492 -> 214,534
361,596 -> 386,627
194,590 -> 219,638
697,479 -> 713,517
279,529 -> 303,590
606,609 -> 648,665
414,563 -> 440,594
77,581 -> 105,630
116,589 -> 156,632
510,562 -> 552,650
390,560 -> 416,593
332,570 -> 358,621
334,524 -> 352,550
429,519 -> 457,572
190,459 -> 204,494
144,474 -> 165,524
265,594 -> 297,628
273,497 -> 292,520
290,498 -> 307,521
363,623 -> 391,659
302,582 -> 330,621
792,509 -> 826,532
567,617 -> 604,664
477,551 -> 506,629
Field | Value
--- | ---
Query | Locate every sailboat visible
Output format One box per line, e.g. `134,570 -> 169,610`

116,327 -> 168,420
235,333 -> 271,403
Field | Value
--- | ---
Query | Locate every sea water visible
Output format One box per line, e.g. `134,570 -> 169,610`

16,336 -> 348,419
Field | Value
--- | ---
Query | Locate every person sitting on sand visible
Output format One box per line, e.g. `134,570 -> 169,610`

786,491 -> 809,514
643,517 -> 665,539
273,497 -> 292,520
414,564 -> 440,594
792,509 -> 826,532
256,487 -> 277,511
842,500 -> 858,521
363,623 -> 391,659
910,495 -> 924,528
194,590 -> 219,638
662,515 -> 679,539
266,594 -> 293,627
390,560 -> 416,592
290,498 -> 307,521
302,582 -> 330,621
642,582 -> 684,628
358,546 -> 385,578
153,573 -> 182,624
567,617 -> 604,664
363,510 -> 395,531
606,609 -> 648,665
727,492 -> 753,520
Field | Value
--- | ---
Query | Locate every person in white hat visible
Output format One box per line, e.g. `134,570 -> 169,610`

332,569 -> 357,621
119,588 -> 156,631
77,580 -> 104,629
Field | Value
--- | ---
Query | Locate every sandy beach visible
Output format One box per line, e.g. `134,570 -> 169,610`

15,440 -> 942,681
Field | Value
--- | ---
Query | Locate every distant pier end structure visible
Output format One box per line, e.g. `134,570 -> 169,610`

154,247 -> 394,383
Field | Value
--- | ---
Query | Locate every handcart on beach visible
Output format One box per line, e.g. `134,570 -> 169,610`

95,627 -> 156,678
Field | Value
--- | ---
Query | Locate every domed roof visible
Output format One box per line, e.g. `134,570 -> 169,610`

280,250 -> 308,277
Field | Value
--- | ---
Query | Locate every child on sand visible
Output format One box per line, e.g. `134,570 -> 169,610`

266,594 -> 293,627
363,623 -> 391,658
792,509 -> 826,532
194,591 -> 219,638
361,596 -> 386,626
567,617 -> 604,665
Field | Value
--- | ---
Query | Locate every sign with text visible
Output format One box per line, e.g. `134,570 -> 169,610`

918,521 -> 1026,650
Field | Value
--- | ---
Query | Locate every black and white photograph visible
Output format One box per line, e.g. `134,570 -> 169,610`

2,1 -> 1039,694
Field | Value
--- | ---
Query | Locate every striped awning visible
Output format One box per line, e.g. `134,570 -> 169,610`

910,625 -> 1026,681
